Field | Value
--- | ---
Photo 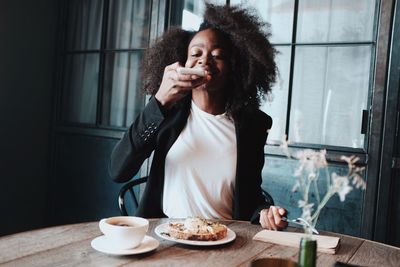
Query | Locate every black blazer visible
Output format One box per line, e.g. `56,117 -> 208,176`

109,95 -> 273,223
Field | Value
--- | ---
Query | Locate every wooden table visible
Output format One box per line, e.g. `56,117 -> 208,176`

1,218 -> 399,266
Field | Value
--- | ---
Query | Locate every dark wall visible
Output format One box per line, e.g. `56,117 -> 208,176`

0,0 -> 59,236
46,134 -> 123,226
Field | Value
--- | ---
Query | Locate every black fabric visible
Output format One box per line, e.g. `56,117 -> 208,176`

109,95 -> 273,223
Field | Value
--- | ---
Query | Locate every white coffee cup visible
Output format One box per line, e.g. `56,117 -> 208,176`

99,216 -> 149,249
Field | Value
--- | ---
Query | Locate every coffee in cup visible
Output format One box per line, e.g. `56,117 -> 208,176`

99,216 -> 149,249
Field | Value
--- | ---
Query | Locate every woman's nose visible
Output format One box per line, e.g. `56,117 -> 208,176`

197,55 -> 211,66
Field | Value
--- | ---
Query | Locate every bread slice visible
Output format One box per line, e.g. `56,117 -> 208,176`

168,218 -> 227,241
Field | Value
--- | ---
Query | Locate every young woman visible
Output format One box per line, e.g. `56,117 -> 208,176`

109,3 -> 288,230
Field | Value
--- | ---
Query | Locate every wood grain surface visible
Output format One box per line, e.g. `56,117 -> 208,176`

0,219 -> 399,267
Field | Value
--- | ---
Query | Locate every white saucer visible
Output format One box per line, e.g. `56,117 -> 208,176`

91,235 -> 159,255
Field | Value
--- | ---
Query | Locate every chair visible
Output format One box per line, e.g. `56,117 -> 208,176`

118,176 -> 274,216
118,176 -> 148,216
262,189 -> 274,206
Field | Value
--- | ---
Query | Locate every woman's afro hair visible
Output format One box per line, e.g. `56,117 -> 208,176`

141,3 -> 277,115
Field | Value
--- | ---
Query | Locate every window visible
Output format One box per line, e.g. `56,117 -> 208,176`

61,0 -> 153,128
230,0 -> 376,149
60,0 -> 378,150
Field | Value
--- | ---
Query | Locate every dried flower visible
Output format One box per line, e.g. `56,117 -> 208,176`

298,200 -> 314,223
282,137 -> 366,236
331,173 -> 353,201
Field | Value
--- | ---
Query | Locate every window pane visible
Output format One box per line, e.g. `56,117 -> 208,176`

297,0 -> 376,43
107,0 -> 152,49
261,46 -> 291,143
230,0 -> 294,43
102,52 -> 145,127
181,0 -> 205,31
66,0 -> 103,50
289,46 -> 371,148
180,0 -> 226,30
62,54 -> 99,124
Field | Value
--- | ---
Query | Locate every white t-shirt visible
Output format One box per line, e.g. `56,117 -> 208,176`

163,101 -> 237,219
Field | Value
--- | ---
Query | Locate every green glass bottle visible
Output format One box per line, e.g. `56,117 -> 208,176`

298,238 -> 317,267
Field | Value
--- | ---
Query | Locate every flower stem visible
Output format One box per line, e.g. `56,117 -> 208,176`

310,188 -> 334,223
304,177 -> 312,204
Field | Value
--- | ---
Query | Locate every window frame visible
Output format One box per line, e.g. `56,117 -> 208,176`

361,0 -> 395,240
263,0 -> 379,162
55,0 -> 167,138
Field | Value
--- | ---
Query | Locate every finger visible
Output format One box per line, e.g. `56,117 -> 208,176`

259,210 -> 267,228
277,219 -> 289,229
167,70 -> 179,81
272,206 -> 282,225
260,209 -> 269,229
164,62 -> 181,71
267,207 -> 277,230
173,80 -> 206,90
160,66 -> 180,83
178,74 -> 194,80
260,210 -> 271,230
278,208 -> 287,216
273,207 -> 288,229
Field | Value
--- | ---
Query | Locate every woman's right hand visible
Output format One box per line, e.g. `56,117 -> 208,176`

259,206 -> 288,231
155,62 -> 208,108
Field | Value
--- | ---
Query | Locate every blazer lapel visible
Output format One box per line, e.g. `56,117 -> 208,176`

233,113 -> 245,219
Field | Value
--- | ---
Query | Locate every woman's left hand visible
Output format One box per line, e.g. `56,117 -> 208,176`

259,206 -> 288,230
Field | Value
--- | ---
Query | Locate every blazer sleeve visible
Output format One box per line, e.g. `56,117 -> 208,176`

250,111 -> 273,224
109,97 -> 165,183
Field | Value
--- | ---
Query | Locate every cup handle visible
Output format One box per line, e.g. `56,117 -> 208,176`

99,218 -> 107,235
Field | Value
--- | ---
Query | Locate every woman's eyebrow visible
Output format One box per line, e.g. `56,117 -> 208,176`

190,43 -> 205,48
190,44 -> 225,51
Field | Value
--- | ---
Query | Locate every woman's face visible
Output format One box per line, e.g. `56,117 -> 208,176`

185,28 -> 231,92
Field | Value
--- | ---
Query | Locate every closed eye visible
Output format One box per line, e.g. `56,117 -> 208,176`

211,48 -> 226,60
189,47 -> 203,58
211,53 -> 226,60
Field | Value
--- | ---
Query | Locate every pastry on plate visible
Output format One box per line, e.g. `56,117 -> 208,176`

168,217 -> 228,241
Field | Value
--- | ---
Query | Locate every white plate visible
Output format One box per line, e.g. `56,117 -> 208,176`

154,222 -> 236,246
91,235 -> 159,255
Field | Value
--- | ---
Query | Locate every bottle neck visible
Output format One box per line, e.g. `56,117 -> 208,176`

298,238 -> 317,267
